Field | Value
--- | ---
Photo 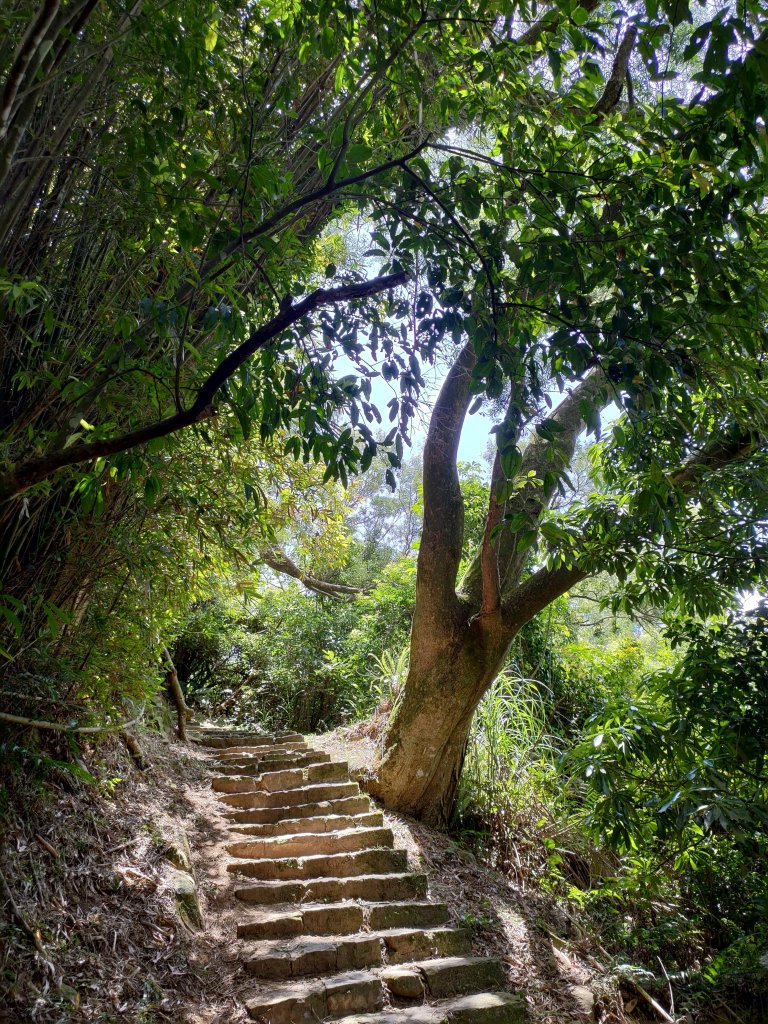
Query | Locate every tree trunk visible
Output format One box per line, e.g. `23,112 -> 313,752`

165,667 -> 189,742
162,645 -> 192,741
372,611 -> 514,823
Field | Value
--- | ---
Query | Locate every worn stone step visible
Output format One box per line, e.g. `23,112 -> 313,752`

383,926 -> 471,965
218,781 -> 360,810
197,732 -> 304,749
212,769 -> 304,794
244,927 -> 471,979
237,900 -> 450,941
213,761 -> 349,794
215,741 -> 308,755
245,969 -> 383,1024
306,761 -> 350,784
366,902 -> 450,932
231,810 -> 384,837
228,825 -> 394,860
235,871 -> 428,906
238,902 -> 368,940
228,847 -> 408,881
214,751 -> 330,774
244,933 -> 383,979
382,958 -> 507,1002
221,795 -> 370,824
332,992 -> 527,1024
214,744 -> 310,761
191,729 -> 269,740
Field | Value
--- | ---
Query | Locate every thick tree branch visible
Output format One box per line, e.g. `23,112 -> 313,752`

505,564 -> 589,629
498,370 -> 608,598
479,447 -> 507,615
259,544 -> 367,599
0,272 -> 408,503
669,432 -> 758,489
162,644 -> 191,740
503,427 -> 764,632
592,24 -> 638,117
199,142 -> 430,283
414,342 -> 477,626
0,708 -> 145,733
459,371 -> 609,611
514,0 -> 599,47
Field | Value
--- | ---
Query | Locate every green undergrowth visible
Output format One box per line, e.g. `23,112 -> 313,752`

454,613 -> 768,1022
173,557 -> 416,732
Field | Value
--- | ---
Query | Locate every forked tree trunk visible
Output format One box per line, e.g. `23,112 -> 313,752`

373,344 -> 606,824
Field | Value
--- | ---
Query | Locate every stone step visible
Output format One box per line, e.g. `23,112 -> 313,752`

191,730 -> 270,740
245,969 -> 383,1024
213,768 -> 304,794
237,900 -> 450,940
196,732 -> 304,749
332,993 -> 527,1024
382,957 -> 507,1002
231,810 -> 384,837
221,795 -> 370,825
245,932 -> 383,979
235,871 -> 428,906
218,781 -> 360,810
227,847 -> 407,881
214,752 -> 330,774
382,926 -> 472,965
244,977 -> 522,1024
238,902 -> 368,940
228,825 -> 394,860
213,761 -> 350,794
214,750 -> 309,768
365,901 -> 451,932
214,741 -> 308,755
213,743 -> 310,760
306,761 -> 350,784
244,927 -> 471,979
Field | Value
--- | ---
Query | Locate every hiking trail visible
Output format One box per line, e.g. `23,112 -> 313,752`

192,726 -> 527,1024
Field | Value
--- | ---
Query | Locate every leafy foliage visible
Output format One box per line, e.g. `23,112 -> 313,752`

571,603 -> 768,850
173,556 -> 417,731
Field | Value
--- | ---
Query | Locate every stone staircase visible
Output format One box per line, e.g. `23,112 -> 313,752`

193,728 -> 526,1024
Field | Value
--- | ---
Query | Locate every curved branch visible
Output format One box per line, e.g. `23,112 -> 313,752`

259,544 -> 367,599
498,370 -> 608,596
669,432 -> 758,489
460,371 -> 609,611
0,708 -> 145,734
199,142 -> 430,283
0,271 -> 409,503
505,564 -> 589,629
514,0 -> 599,47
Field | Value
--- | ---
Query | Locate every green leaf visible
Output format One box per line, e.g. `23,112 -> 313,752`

144,475 -> 161,506
346,143 -> 373,166
500,447 -> 522,480
204,19 -> 219,50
